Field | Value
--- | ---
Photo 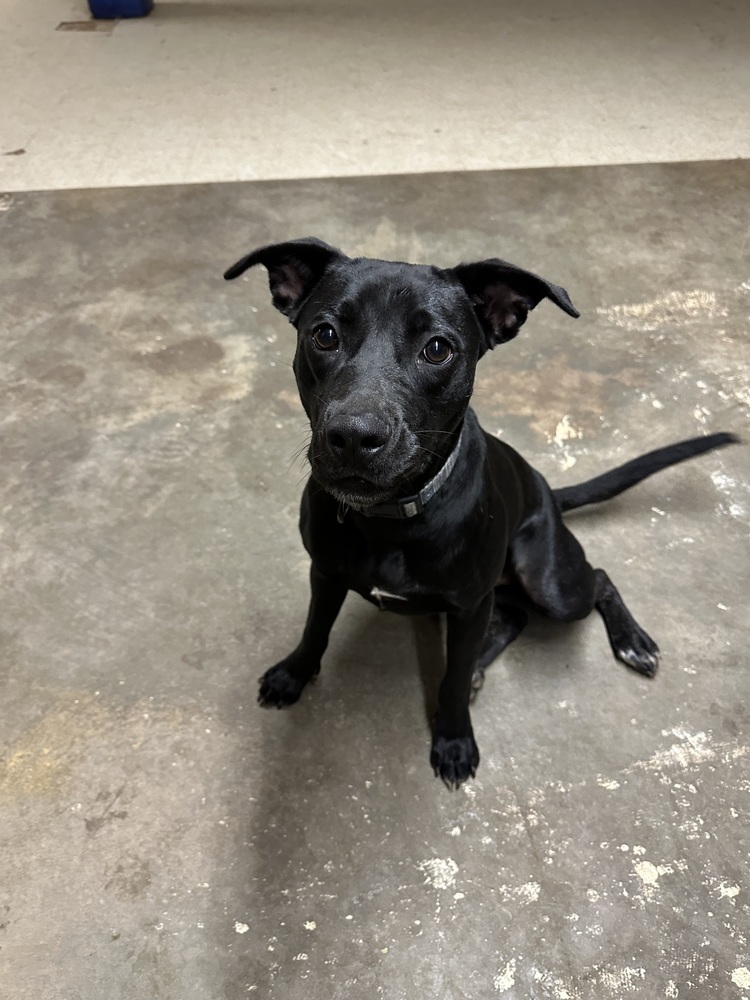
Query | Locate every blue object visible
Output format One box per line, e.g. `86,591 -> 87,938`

88,0 -> 153,17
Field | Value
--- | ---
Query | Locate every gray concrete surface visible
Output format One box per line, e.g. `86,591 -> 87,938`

4,0 -> 750,193
1,162 -> 749,999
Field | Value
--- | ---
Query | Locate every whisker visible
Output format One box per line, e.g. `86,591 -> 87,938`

286,436 -> 312,472
414,429 -> 459,436
287,451 -> 310,474
416,444 -> 443,461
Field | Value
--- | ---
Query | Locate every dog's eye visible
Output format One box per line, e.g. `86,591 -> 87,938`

422,337 -> 453,365
312,323 -> 339,351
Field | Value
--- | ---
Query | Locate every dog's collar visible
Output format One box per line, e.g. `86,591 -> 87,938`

337,426 -> 464,522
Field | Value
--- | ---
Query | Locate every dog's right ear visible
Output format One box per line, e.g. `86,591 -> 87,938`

223,237 -> 344,317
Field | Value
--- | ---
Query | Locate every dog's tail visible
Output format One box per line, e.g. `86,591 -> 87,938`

553,432 -> 740,513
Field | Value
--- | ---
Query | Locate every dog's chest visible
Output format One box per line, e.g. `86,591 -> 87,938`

359,549 -> 418,611
303,499 -> 472,614
339,536 -> 456,615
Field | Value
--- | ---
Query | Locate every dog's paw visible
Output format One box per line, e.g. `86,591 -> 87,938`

258,660 -> 319,708
430,734 -> 480,790
613,626 -> 660,678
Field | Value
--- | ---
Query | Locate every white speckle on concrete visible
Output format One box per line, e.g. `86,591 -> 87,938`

499,881 -> 541,905
549,415 -> 581,469
493,958 -> 517,994
665,981 -> 678,998
553,415 -> 581,444
597,289 -> 727,332
710,470 -> 749,520
304,920 -> 317,930
634,861 -> 660,886
530,967 -> 581,999
234,921 -> 249,934
731,968 -> 750,989
628,729 -> 749,774
518,882 -> 541,902
680,817 -> 704,840
449,826 -> 461,837
418,857 -> 458,890
597,776 -> 621,790
293,953 -> 308,961
600,967 -> 646,991
717,882 -> 740,901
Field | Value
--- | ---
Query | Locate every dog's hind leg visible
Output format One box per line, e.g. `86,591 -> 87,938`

431,592 -> 494,789
471,597 -> 529,697
512,471 -> 659,676
593,568 -> 659,677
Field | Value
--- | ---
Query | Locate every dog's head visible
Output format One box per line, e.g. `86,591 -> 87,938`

225,238 -> 578,507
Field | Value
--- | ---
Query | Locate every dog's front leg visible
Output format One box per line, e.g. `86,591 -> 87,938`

258,565 -> 347,707
431,592 -> 494,789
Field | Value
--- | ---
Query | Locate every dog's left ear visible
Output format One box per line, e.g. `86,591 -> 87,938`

450,258 -> 580,348
224,237 -> 345,318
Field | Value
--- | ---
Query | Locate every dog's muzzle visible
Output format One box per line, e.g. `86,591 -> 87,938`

309,407 -> 410,506
324,412 -> 391,467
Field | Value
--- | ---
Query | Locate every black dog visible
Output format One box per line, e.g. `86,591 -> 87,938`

224,238 -> 737,788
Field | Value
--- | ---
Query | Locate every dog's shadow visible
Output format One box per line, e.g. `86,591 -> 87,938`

231,595 -> 587,811
217,594 -> 595,957
315,602 -> 446,736
229,600 -> 447,799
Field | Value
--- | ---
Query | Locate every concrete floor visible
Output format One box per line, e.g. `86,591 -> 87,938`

1,161 -> 748,998
2,0 -> 750,191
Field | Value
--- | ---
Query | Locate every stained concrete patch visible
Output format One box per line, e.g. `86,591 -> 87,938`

0,162 -> 748,999
134,335 -> 225,376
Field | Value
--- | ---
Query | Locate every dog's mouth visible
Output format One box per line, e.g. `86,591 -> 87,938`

308,423 -> 436,508
320,474 -> 401,508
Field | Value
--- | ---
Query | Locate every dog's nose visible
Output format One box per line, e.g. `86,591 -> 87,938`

326,413 -> 390,464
